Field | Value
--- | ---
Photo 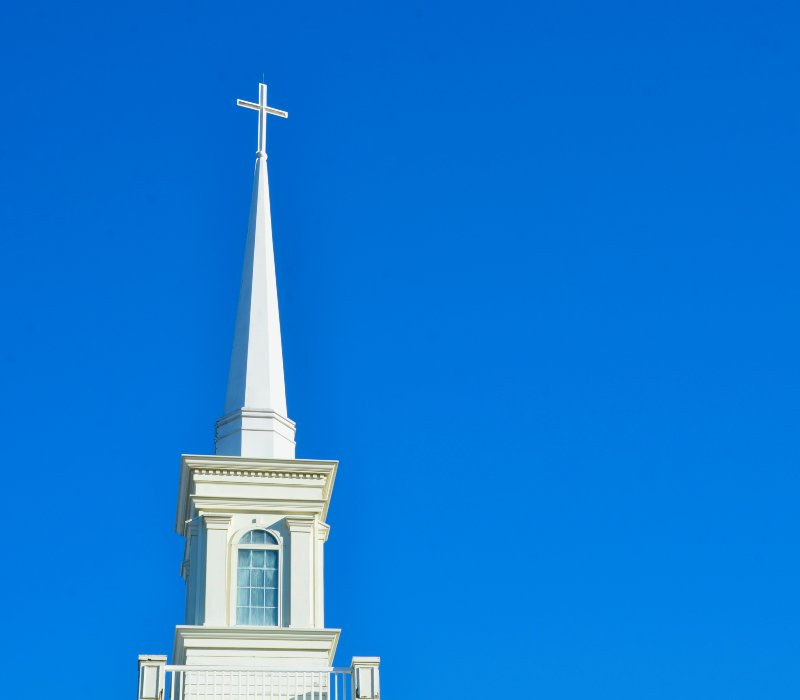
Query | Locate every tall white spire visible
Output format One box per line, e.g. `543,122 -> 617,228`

215,83 -> 296,459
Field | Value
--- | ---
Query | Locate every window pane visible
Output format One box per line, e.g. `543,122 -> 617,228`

239,529 -> 278,545
236,607 -> 250,625
237,547 -> 279,627
265,587 -> 277,607
265,607 -> 277,626
237,587 -> 250,607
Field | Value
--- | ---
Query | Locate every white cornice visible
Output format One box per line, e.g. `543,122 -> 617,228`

176,454 -> 338,535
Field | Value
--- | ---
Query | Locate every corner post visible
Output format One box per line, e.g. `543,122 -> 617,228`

138,655 -> 167,700
351,657 -> 380,700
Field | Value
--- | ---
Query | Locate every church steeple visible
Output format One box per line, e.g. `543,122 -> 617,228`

136,81 -> 381,696
215,83 -> 296,459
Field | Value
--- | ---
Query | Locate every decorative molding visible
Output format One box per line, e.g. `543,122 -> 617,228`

194,468 -> 325,480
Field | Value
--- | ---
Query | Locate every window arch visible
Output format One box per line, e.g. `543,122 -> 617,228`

235,528 -> 280,626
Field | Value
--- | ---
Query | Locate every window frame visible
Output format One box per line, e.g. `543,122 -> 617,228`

230,527 -> 283,627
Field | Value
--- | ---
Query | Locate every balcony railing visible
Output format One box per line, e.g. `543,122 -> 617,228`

138,657 -> 380,700
165,666 -> 350,700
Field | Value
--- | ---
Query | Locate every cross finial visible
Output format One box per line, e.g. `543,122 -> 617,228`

237,83 -> 288,157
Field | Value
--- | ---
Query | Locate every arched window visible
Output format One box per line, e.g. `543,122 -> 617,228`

236,529 -> 280,626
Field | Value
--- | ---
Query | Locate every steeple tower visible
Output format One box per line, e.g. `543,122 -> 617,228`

216,83 -> 296,459
136,82 -> 380,700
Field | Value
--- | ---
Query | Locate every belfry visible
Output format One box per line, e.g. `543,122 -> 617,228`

137,83 -> 380,700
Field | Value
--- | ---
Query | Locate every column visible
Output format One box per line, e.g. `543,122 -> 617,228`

285,516 -> 315,628
202,514 -> 231,626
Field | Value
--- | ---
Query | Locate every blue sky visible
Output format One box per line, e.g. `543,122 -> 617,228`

1,1 -> 799,698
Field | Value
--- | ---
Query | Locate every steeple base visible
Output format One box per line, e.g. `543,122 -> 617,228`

215,408 -> 296,459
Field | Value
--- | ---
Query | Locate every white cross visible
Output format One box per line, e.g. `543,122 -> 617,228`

237,83 -> 288,156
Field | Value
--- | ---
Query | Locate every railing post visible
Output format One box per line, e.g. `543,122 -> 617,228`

138,655 -> 167,700
350,657 -> 380,700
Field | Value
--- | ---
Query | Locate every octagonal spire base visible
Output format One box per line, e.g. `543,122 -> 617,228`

215,408 -> 296,459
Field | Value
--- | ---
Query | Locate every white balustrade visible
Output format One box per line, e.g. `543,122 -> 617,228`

164,666 -> 352,700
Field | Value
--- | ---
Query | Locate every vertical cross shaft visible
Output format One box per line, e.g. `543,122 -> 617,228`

258,82 -> 268,156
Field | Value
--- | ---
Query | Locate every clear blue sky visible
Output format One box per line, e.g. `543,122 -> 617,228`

1,1 -> 798,698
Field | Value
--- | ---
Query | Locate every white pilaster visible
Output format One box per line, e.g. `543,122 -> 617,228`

286,516 -> 315,628
314,520 -> 329,627
202,515 -> 231,626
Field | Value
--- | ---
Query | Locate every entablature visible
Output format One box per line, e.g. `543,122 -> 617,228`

177,454 -> 338,535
